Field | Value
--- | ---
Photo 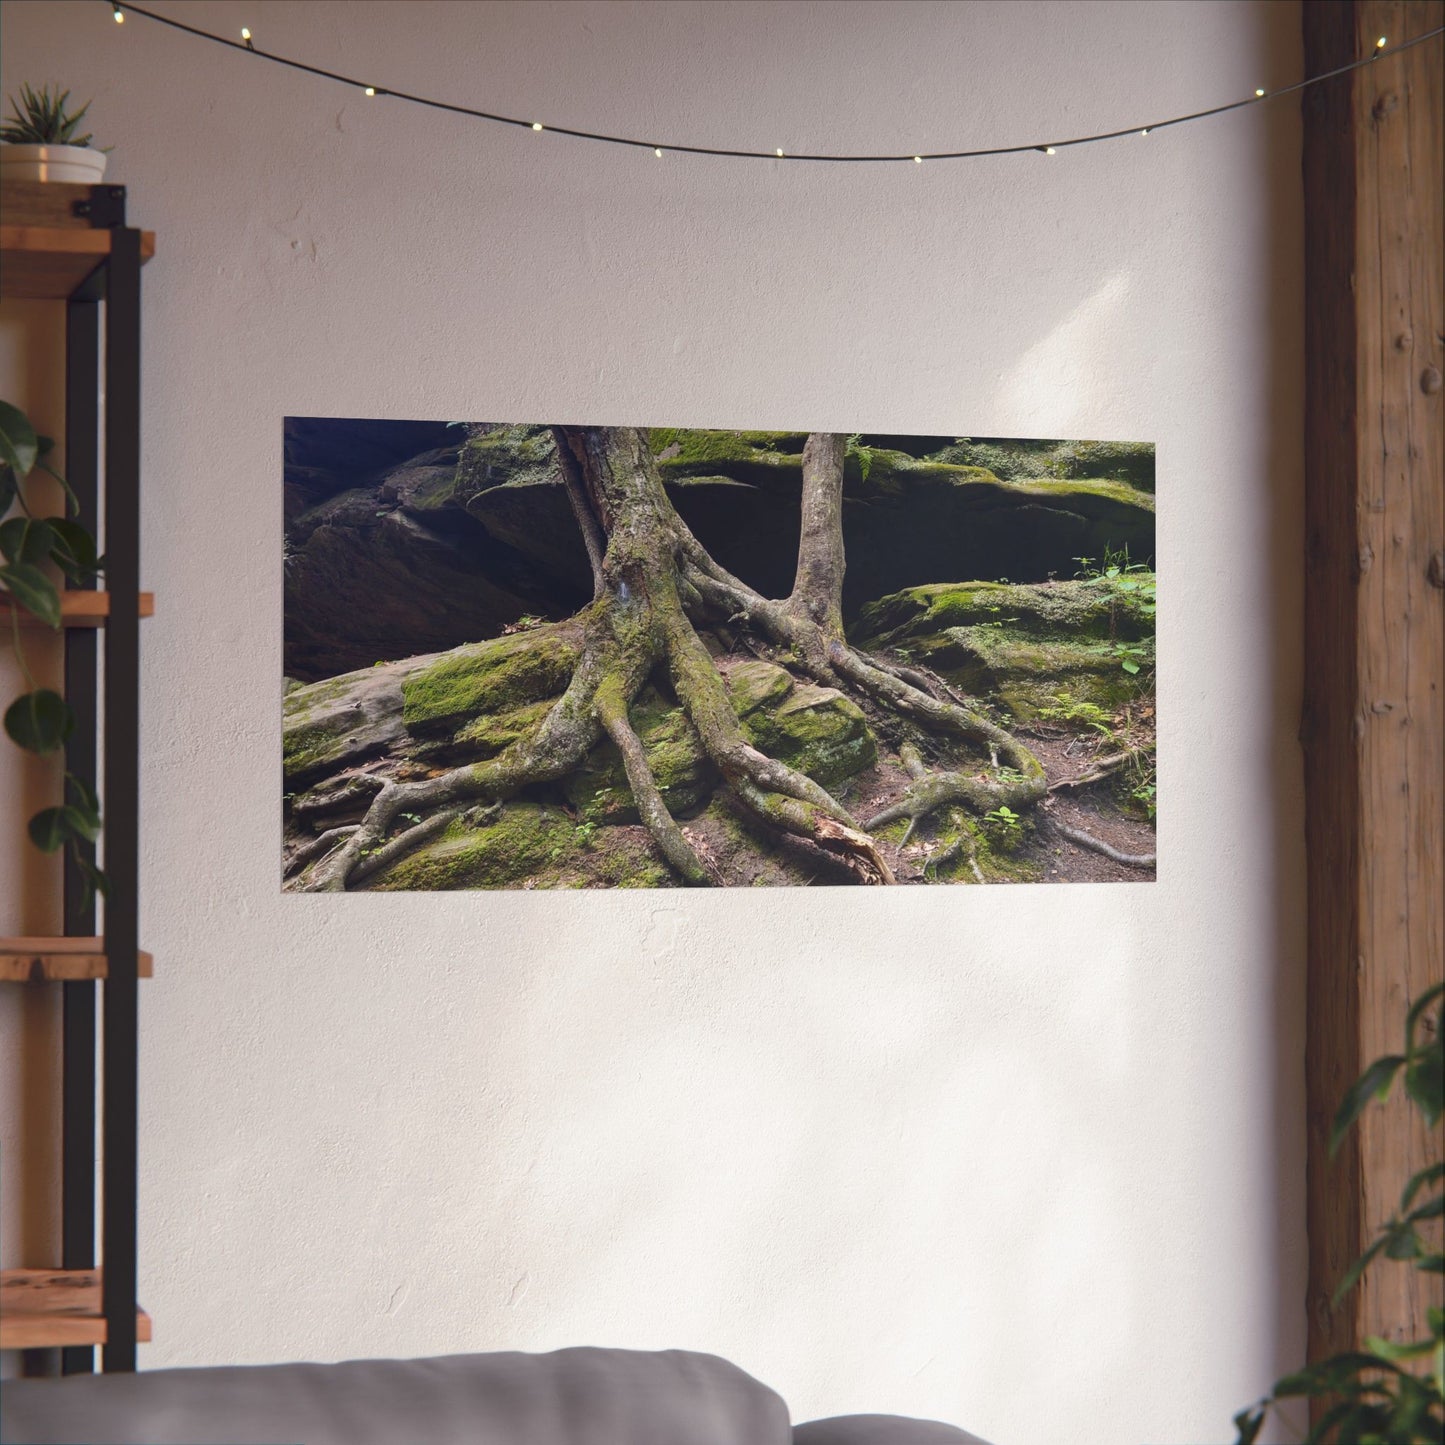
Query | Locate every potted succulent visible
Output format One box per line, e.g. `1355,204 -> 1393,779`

0,83 -> 107,184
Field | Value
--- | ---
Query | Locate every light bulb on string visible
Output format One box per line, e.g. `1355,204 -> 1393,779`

654,147 -> 663,157
1376,36 -> 1387,49
532,122 -> 543,131
364,86 -> 376,96
913,155 -> 922,163
241,26 -> 254,50
1140,127 -> 1150,136
1044,146 -> 1057,155
112,4 -> 124,22
1255,87 -> 1266,97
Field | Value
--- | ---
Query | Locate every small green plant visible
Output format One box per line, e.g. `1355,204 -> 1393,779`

982,803 -> 1023,849
1075,545 -> 1156,677
845,433 -> 875,484
574,821 -> 598,850
1,83 -> 99,148
1234,982 -> 1443,1444
1,399 -> 106,901
1036,690 -> 1117,741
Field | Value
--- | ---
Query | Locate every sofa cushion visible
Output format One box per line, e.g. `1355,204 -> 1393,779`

794,1415 -> 993,1445
0,1347 -> 791,1445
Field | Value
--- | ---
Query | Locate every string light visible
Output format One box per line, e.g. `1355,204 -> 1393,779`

103,4 -> 1443,168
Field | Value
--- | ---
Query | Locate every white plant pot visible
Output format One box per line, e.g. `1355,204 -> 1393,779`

0,144 -> 107,184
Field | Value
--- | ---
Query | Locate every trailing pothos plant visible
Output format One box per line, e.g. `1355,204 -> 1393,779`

0,398 -> 107,902
1235,980 -> 1444,1444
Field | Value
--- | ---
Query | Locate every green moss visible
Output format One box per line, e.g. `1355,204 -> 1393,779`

927,438 -> 1155,492
453,696 -> 555,757
854,577 -> 1153,647
368,803 -> 575,890
453,425 -> 559,500
725,659 -> 795,715
282,719 -> 342,780
1051,440 -> 1155,491
1009,475 -> 1155,510
654,430 -> 805,487
402,626 -> 580,734
564,688 -> 717,823
743,682 -> 877,786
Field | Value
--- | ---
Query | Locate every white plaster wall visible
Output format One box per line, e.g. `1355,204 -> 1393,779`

0,2 -> 1307,1440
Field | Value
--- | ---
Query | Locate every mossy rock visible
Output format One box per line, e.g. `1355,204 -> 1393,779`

854,577 -> 1153,647
367,802 -> 575,890
283,657 -> 422,784
725,658 -> 795,715
926,438 -> 1155,493
401,624 -> 580,735
452,695 -> 556,758
853,576 -> 1154,724
742,681 -> 877,787
1051,440 -> 1155,492
453,425 -> 559,500
653,429 -> 806,489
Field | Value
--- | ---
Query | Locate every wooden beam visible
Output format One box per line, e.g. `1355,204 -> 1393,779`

0,938 -> 154,983
1301,0 -> 1444,1376
0,1270 -> 151,1350
0,591 -> 156,627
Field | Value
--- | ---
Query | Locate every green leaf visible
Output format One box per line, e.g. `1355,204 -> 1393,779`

1402,1163 -> 1445,1212
45,517 -> 100,581
72,853 -> 108,906
0,516 -> 55,565
1385,1226 -> 1422,1261
1404,1041 -> 1443,1125
1406,982 -> 1445,1049
0,560 -> 60,626
1331,1054 -> 1406,1156
1334,1232 -> 1391,1304
26,805 -> 93,853
1232,1405 -> 1265,1444
3,689 -> 73,754
1363,1333 -> 1437,1362
1120,658 -> 1140,674
0,399 -> 38,479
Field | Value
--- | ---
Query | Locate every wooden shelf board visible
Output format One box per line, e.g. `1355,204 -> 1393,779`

0,225 -> 156,300
0,1270 -> 151,1350
0,938 -> 154,983
1,590 -> 155,628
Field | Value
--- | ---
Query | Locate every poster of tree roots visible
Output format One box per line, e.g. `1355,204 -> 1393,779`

283,422 -> 1157,890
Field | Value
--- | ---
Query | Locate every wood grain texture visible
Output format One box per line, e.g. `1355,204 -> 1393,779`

0,225 -> 156,300
1302,0 -> 1444,1372
0,1270 -> 151,1349
1,591 -> 156,627
0,938 -> 154,983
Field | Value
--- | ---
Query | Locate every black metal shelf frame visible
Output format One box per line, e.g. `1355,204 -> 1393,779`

56,186 -> 143,1375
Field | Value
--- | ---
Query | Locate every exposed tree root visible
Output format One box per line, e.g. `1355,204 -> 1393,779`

597,689 -> 717,886
1041,805 -> 1156,870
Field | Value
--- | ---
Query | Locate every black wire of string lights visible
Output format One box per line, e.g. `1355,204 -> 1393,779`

109,2 -> 1443,166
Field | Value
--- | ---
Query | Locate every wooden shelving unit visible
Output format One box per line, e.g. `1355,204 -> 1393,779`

2,591 -> 155,627
0,940 -> 154,984
1,179 -> 153,1372
0,1272 -> 152,1351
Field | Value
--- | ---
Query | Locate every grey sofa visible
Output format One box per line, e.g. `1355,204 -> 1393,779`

0,1347 -> 991,1445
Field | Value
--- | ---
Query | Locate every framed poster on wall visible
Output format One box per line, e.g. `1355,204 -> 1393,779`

282,422 -> 1155,890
